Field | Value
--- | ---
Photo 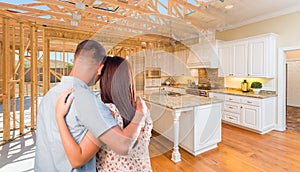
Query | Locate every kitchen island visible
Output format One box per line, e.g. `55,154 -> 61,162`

142,92 -> 223,162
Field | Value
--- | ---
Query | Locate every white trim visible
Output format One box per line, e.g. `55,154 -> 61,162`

220,6 -> 300,31
277,46 -> 300,131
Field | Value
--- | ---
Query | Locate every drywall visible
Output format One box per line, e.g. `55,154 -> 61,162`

216,11 -> 300,48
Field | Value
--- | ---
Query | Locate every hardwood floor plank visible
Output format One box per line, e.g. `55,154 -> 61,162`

150,123 -> 300,172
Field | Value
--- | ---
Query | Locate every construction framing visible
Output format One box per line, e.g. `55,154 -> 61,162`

0,0 -> 212,144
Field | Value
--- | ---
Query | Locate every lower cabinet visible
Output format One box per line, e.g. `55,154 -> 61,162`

209,92 -> 276,134
146,101 -> 222,156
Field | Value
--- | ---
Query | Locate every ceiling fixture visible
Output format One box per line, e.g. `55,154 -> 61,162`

72,13 -> 81,20
75,2 -> 85,10
225,4 -> 233,9
70,20 -> 78,26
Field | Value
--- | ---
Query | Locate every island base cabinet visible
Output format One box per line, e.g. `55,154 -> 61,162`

180,103 -> 222,156
148,102 -> 222,156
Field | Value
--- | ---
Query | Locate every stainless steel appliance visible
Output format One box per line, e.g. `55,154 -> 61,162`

144,68 -> 161,94
186,88 -> 210,97
145,68 -> 161,78
186,83 -> 211,97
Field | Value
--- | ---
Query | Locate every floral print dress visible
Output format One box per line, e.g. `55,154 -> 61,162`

96,103 -> 153,172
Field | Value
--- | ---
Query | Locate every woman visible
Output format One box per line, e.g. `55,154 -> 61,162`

56,56 -> 153,171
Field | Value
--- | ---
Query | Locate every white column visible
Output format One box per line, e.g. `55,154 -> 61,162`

171,110 -> 181,162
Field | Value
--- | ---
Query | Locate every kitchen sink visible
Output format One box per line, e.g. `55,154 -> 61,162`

163,91 -> 182,97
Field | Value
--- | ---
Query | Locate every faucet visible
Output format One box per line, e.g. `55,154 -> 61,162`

168,76 -> 176,82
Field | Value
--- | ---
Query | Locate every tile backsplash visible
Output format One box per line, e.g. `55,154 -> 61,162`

198,68 -> 224,89
162,68 -> 224,89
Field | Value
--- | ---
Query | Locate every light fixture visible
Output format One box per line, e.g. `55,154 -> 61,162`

75,2 -> 85,10
70,20 -> 78,26
72,13 -> 81,20
225,4 -> 233,9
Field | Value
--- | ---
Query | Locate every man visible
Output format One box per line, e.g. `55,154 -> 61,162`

34,40 -> 147,171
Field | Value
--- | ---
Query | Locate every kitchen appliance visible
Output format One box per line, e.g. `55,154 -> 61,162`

145,68 -> 161,78
186,88 -> 210,97
144,68 -> 162,94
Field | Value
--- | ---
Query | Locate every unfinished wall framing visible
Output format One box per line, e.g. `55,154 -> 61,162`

0,14 -> 89,144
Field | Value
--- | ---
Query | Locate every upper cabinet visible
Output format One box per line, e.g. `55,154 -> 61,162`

218,33 -> 277,78
187,39 -> 219,68
144,50 -> 190,76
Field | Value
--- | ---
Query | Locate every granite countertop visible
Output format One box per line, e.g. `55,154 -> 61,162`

209,88 -> 277,98
142,92 -> 223,110
161,84 -> 277,98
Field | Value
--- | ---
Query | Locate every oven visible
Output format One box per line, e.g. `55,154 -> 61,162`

146,68 -> 161,78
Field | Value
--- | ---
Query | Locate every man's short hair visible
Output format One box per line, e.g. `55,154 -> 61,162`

75,40 -> 106,64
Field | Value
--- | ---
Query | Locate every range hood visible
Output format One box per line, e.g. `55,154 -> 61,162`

186,41 -> 219,68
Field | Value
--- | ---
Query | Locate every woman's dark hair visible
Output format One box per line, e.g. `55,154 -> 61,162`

100,56 -> 136,127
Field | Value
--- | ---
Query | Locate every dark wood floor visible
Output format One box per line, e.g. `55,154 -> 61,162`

286,106 -> 300,133
149,123 -> 300,172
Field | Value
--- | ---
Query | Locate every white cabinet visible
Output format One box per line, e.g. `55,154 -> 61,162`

218,33 -> 277,78
144,49 -> 158,67
147,101 -> 222,156
148,51 -> 190,76
241,104 -> 260,129
233,41 -> 248,77
248,35 -> 276,78
218,42 -> 233,76
209,92 -> 276,134
173,57 -> 191,76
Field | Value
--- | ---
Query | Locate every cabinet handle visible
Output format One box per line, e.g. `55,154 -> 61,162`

229,98 -> 233,100
229,106 -> 233,109
228,117 -> 235,120
240,106 -> 243,109
247,101 -> 252,104
248,74 -> 250,76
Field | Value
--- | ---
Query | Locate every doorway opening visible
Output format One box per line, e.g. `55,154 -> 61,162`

278,47 -> 300,133
285,50 -> 300,133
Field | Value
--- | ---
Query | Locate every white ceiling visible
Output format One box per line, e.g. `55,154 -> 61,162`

185,0 -> 300,31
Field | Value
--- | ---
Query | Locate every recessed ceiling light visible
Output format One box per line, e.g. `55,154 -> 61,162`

225,4 -> 233,9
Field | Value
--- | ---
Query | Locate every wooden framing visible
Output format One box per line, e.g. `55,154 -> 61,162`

0,0 -> 205,144
43,29 -> 50,94
2,18 -> 10,141
30,25 -> 38,130
19,22 -> 25,134
11,26 -> 16,130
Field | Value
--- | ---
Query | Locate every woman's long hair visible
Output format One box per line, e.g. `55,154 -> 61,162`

99,56 -> 136,127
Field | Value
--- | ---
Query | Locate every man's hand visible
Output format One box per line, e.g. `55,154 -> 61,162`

55,88 -> 74,120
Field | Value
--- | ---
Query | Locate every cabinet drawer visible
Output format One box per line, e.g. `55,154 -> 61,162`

224,102 -> 241,113
225,95 -> 241,103
209,92 -> 225,100
241,98 -> 260,106
223,111 -> 240,124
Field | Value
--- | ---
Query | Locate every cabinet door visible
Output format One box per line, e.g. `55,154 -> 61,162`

241,104 -> 259,130
248,38 -> 267,77
233,41 -> 248,77
173,56 -> 190,76
218,43 -> 233,77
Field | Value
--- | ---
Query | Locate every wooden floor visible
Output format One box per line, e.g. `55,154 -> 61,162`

149,123 -> 300,172
1,123 -> 300,171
